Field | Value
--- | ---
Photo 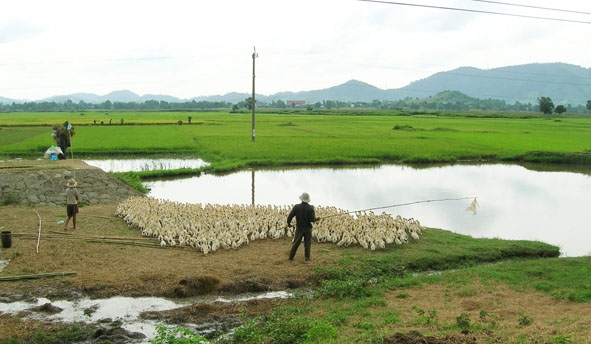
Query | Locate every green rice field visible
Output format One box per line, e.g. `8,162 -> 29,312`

1,111 -> 590,169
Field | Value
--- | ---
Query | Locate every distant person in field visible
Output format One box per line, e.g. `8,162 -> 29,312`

53,121 -> 75,159
287,192 -> 320,261
64,178 -> 79,230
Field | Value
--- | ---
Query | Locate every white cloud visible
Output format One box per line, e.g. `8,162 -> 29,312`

1,0 -> 589,100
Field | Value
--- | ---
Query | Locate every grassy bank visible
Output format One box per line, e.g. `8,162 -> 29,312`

188,229 -> 588,343
226,230 -> 581,343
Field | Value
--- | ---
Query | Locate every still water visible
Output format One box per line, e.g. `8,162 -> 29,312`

83,160 -> 591,257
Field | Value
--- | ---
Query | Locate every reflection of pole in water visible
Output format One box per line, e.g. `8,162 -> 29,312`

251,170 -> 255,206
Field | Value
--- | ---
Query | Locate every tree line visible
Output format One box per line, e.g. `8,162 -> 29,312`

538,97 -> 591,115
0,99 -> 231,112
1,92 -> 590,114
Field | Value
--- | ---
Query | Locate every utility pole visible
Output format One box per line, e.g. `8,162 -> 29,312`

251,170 -> 255,206
251,46 -> 258,142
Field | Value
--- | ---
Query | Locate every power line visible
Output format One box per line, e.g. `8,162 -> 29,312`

469,0 -> 591,16
445,71 -> 591,87
357,0 -> 591,24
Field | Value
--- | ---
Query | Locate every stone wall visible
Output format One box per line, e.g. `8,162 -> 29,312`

0,167 -> 144,206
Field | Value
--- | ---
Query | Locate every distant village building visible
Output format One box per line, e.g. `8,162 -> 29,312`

286,100 -> 306,107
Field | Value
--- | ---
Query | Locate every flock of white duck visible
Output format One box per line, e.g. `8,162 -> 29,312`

115,196 -> 424,254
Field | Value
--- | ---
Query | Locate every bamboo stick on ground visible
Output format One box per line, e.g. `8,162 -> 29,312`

14,232 -> 170,248
0,272 -> 76,282
35,210 -> 41,254
80,214 -> 120,220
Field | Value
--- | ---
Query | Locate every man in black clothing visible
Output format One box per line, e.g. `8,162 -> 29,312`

287,192 -> 320,261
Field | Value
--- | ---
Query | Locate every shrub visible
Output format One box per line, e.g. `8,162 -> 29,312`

456,313 -> 471,330
232,313 -> 336,344
2,192 -> 20,205
518,311 -> 533,327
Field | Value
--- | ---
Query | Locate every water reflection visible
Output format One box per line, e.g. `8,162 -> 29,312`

83,158 -> 209,172
145,164 -> 591,257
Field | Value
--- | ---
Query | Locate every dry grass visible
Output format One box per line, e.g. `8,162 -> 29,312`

0,203 -> 342,298
385,283 -> 591,342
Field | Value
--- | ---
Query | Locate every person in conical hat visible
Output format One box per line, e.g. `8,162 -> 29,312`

287,192 -> 320,261
64,178 -> 79,230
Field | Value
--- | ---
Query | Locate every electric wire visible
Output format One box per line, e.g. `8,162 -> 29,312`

441,71 -> 591,87
469,0 -> 591,16
324,71 -> 591,104
357,0 -> 591,24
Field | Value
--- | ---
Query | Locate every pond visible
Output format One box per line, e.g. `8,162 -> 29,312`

83,159 -> 591,257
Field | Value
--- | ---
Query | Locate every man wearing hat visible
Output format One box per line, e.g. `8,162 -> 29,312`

287,192 -> 320,261
64,178 -> 79,230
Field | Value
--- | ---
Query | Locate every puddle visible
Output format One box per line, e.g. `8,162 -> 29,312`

0,291 -> 291,342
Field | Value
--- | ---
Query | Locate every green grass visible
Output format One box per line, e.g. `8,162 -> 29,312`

223,228 -> 590,344
310,228 -> 560,285
1,112 -> 590,169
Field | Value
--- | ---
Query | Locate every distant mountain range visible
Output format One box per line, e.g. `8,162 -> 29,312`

2,63 -> 589,106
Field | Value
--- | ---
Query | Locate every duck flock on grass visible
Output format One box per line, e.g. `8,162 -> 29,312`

115,196 -> 424,254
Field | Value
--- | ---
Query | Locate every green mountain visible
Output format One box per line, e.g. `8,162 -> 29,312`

254,63 -> 589,106
2,63 -> 589,106
394,63 -> 590,106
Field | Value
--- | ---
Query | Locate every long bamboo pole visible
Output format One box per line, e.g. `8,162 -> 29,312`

35,210 -> 41,254
0,272 -> 76,281
320,196 -> 478,219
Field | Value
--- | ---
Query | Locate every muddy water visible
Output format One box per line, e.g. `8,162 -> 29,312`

0,291 -> 291,342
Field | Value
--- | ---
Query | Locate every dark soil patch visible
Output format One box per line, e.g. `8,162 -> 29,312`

384,330 -> 478,344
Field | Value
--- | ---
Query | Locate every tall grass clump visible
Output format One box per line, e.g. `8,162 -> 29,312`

2,192 -> 21,205
111,172 -> 149,193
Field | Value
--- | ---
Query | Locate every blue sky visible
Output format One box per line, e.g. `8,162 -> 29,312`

1,0 -> 589,100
